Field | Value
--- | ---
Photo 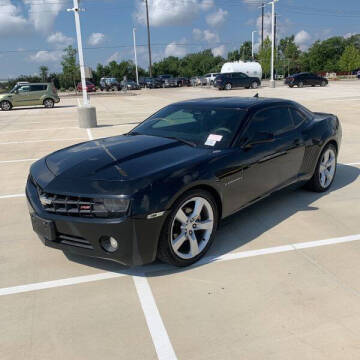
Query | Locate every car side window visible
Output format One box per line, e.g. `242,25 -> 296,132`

18,85 -> 30,93
245,106 -> 294,139
30,85 -> 47,91
290,107 -> 307,127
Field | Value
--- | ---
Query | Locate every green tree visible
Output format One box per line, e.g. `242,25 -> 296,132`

338,44 -> 360,73
239,41 -> 252,61
60,45 -> 79,89
227,49 -> 240,61
39,66 -> 49,82
278,36 -> 300,75
258,37 -> 271,78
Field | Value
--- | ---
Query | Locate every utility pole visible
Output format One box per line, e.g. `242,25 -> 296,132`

268,0 -> 278,88
133,27 -> 139,85
144,0 -> 152,77
261,2 -> 264,49
251,30 -> 257,59
67,0 -> 97,128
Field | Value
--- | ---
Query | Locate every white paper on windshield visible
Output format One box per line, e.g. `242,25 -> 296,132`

205,134 -> 223,146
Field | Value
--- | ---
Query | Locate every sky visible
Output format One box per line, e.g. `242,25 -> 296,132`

0,0 -> 359,78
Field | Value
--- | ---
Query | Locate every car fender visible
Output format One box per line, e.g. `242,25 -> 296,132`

0,95 -> 13,106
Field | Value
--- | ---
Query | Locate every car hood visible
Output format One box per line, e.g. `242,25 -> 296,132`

45,134 -> 211,182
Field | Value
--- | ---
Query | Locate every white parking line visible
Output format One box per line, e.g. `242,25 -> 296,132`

87,128 -> 94,140
0,193 -> 25,199
0,127 -> 78,134
133,276 -> 178,360
1,233 -> 360,297
0,138 -> 86,145
0,158 -> 38,164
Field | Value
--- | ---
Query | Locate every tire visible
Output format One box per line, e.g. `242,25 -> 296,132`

157,189 -> 219,267
1,100 -> 12,111
43,98 -> 54,108
251,81 -> 258,89
298,81 -> 304,88
225,83 -> 232,90
321,80 -> 327,87
306,143 -> 337,192
289,84 -> 294,88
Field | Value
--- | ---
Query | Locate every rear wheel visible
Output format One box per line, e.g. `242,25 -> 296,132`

298,81 -> 304,88
1,100 -> 12,111
157,189 -> 218,267
251,81 -> 258,89
43,98 -> 54,108
321,80 -> 327,87
225,83 -> 232,90
306,144 -> 337,192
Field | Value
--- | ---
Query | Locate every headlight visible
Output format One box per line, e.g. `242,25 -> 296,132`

93,197 -> 130,218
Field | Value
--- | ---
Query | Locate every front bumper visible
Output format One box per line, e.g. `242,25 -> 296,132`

26,177 -> 166,266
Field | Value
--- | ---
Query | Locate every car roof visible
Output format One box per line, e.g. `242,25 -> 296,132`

172,97 -> 296,110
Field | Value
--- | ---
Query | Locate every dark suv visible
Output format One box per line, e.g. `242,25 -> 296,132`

214,72 -> 261,90
285,73 -> 328,88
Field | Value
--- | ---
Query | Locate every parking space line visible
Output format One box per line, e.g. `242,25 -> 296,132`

0,193 -> 25,199
133,276 -> 178,360
87,128 -> 94,140
0,127 -> 78,134
0,272 -> 127,296
1,233 -> 360,297
0,158 -> 38,164
0,138 -> 86,145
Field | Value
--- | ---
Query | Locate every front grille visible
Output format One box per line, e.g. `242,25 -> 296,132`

57,233 -> 94,250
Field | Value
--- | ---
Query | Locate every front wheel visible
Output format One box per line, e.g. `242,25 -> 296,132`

157,190 -> 218,267
298,81 -> 304,88
306,144 -> 337,192
225,83 -> 232,90
1,100 -> 12,111
321,80 -> 327,87
43,98 -> 54,108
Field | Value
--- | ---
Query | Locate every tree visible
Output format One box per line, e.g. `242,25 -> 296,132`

39,66 -> 49,82
239,41 -> 252,61
60,45 -> 79,89
278,36 -> 300,75
258,37 -> 271,78
338,45 -> 360,73
227,49 -> 240,62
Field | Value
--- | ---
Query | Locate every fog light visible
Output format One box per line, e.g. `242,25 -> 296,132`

100,236 -> 119,253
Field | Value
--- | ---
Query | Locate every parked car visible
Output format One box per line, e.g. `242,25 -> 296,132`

284,73 -> 328,88
204,73 -> 219,85
214,72 -> 261,90
77,81 -> 96,92
121,80 -> 141,90
0,83 -> 60,111
99,77 -> 121,91
140,77 -> 162,88
176,77 -> 190,87
27,97 -> 341,267
157,74 -> 177,88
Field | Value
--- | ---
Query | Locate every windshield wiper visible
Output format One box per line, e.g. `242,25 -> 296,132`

163,136 -> 197,147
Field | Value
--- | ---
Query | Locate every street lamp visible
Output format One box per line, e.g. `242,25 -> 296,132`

267,0 -> 278,88
251,30 -> 257,59
133,27 -> 139,85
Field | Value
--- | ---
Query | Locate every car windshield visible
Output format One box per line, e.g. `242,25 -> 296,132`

130,105 -> 247,148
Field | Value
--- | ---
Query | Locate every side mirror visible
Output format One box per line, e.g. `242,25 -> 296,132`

242,131 -> 274,149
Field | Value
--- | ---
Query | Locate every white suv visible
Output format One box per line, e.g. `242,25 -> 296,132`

204,73 -> 219,85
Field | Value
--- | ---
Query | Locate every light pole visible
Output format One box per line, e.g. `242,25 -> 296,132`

133,27 -> 139,85
251,30 -> 257,59
67,0 -> 97,128
268,0 -> 278,88
144,0 -> 152,77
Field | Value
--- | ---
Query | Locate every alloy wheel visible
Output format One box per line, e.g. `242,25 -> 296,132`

44,99 -> 54,108
319,148 -> 336,189
251,82 -> 258,89
298,81 -> 304,88
225,83 -> 232,90
1,101 -> 11,111
170,197 -> 214,260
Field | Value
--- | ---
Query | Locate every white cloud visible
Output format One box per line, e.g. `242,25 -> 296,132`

107,52 -> 122,63
212,44 -> 226,57
165,39 -> 187,58
47,32 -> 73,48
206,8 -> 228,27
295,30 -> 311,50
88,32 -> 105,46
24,0 -> 63,32
192,28 -> 219,43
0,0 -> 29,36
344,32 -> 356,39
30,50 -> 62,63
134,0 -> 213,27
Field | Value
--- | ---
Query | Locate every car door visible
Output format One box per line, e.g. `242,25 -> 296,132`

219,106 -> 304,213
12,85 -> 31,106
28,84 -> 46,105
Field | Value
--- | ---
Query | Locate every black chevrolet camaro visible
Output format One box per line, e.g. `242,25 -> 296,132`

26,97 -> 342,267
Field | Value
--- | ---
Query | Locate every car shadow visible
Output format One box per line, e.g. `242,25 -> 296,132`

10,105 -> 77,111
64,163 -> 360,277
